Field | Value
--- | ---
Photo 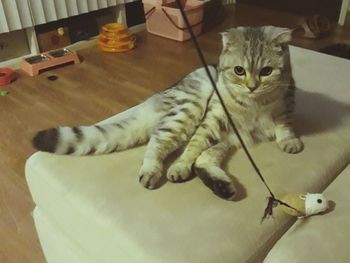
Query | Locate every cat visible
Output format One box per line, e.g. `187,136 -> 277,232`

32,26 -> 303,201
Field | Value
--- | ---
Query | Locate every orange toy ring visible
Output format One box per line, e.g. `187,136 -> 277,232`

98,39 -> 135,52
102,23 -> 128,35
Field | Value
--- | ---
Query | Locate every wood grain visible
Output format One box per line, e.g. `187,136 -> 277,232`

0,4 -> 349,262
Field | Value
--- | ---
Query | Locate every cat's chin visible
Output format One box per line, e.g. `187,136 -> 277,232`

241,91 -> 262,98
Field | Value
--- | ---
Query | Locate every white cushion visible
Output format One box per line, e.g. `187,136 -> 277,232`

264,165 -> 350,263
33,207 -> 94,263
26,46 -> 350,263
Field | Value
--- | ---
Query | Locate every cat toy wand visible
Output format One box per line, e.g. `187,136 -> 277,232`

174,0 -> 300,221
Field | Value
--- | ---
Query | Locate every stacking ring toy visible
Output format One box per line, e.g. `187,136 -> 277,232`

98,23 -> 136,53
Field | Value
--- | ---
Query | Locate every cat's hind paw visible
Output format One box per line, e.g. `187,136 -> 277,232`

166,161 -> 193,183
138,161 -> 163,189
195,166 -> 237,201
139,173 -> 162,189
278,137 -> 304,154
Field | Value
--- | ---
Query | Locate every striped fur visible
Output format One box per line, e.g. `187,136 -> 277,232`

32,26 -> 303,200
191,26 -> 303,199
32,66 -> 215,156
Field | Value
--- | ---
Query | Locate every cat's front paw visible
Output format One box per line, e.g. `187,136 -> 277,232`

167,161 -> 193,183
138,161 -> 163,189
278,137 -> 304,154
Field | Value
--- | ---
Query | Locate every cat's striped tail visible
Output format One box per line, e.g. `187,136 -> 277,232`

32,102 -> 160,155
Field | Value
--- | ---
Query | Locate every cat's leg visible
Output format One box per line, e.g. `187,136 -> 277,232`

139,75 -> 214,189
274,114 -> 303,154
194,138 -> 237,200
139,107 -> 202,189
167,102 -> 227,182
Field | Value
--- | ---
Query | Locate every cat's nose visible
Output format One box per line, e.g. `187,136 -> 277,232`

248,86 -> 258,92
246,78 -> 259,92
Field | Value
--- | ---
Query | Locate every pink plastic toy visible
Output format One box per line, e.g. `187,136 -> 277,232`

21,48 -> 80,76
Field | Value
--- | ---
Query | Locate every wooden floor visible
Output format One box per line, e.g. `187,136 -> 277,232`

1,4 -> 349,263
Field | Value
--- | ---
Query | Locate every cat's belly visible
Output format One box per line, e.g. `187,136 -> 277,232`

229,116 -> 276,146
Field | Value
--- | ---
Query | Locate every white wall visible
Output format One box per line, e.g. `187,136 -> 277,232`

338,0 -> 349,25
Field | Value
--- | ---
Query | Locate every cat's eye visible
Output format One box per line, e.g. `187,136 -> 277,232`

317,199 -> 322,204
260,66 -> 273,76
234,66 -> 246,76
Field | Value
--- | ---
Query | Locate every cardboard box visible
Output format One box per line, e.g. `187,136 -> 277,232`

36,27 -> 71,52
0,30 -> 30,62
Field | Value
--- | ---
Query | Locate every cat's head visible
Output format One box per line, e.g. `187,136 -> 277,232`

218,26 -> 292,96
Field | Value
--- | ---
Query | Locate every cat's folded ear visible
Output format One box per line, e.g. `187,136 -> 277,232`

265,26 -> 293,44
220,28 -> 242,49
220,31 -> 234,49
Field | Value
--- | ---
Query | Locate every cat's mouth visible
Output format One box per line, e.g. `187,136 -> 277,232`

245,86 -> 277,95
244,87 -> 262,95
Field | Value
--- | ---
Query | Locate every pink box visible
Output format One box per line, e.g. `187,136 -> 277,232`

143,0 -> 204,41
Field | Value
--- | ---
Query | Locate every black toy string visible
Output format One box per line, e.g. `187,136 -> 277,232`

175,0 -> 300,221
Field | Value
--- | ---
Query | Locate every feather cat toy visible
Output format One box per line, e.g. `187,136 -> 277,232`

280,193 -> 329,218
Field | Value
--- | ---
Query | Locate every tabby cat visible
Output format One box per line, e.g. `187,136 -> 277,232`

33,26 -> 303,200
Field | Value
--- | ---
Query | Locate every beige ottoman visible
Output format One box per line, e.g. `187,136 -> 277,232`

26,46 -> 350,263
264,165 -> 350,263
